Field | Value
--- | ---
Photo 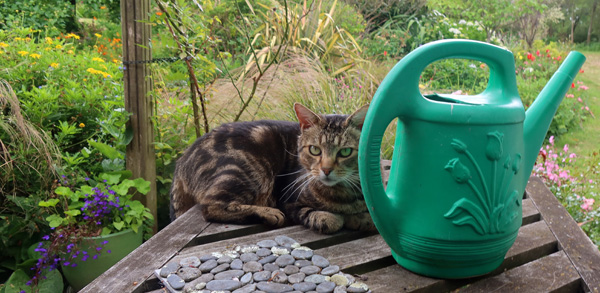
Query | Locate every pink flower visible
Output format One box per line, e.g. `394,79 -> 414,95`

563,144 -> 569,152
549,136 -> 555,145
579,85 -> 589,90
569,153 -> 576,158
578,97 -> 583,103
581,198 -> 595,211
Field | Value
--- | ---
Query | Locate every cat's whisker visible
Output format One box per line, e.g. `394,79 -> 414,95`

276,169 -> 305,177
281,173 -> 312,202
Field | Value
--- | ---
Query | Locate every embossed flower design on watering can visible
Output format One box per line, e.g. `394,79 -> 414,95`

444,131 -> 522,235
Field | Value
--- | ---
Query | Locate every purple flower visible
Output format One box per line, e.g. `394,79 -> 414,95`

42,235 -> 50,240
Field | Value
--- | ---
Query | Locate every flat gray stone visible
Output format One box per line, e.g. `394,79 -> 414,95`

294,260 -> 312,267
300,265 -> 321,275
160,262 -> 179,277
240,253 -> 259,262
256,281 -> 294,293
177,267 -> 202,281
257,247 -> 273,257
167,274 -> 185,290
291,248 -> 313,260
210,263 -> 230,274
243,261 -> 262,272
253,270 -> 272,282
264,263 -> 280,272
205,279 -> 243,291
316,281 -> 336,293
334,285 -> 348,293
275,235 -> 298,247
240,272 -> 253,284
199,254 -> 217,261
304,274 -> 326,284
321,265 -> 339,276
233,283 -> 257,293
283,265 -> 300,275
288,272 -> 306,284
180,256 -> 201,268
217,255 -> 233,264
311,255 -> 330,268
198,259 -> 218,272
259,255 -> 278,264
257,239 -> 278,248
195,273 -> 214,283
214,269 -> 245,280
293,281 -> 317,292
230,258 -> 244,270
276,255 -> 296,267
271,271 -> 288,283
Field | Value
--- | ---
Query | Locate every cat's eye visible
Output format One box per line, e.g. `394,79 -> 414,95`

308,145 -> 322,156
338,148 -> 353,158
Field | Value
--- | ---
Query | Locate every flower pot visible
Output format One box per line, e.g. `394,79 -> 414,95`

61,229 -> 143,291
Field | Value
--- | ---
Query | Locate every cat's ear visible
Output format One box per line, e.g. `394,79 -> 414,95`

345,104 -> 369,130
294,103 -> 322,129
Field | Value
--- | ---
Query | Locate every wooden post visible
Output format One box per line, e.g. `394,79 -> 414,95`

121,0 -> 157,232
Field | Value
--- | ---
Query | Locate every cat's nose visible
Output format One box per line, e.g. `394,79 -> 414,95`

321,168 -> 332,176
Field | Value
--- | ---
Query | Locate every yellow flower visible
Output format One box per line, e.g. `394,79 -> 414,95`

112,59 -> 119,64
0,42 -> 8,48
94,33 -> 102,38
45,37 -> 53,44
50,63 -> 59,68
14,37 -> 23,41
45,47 -> 52,51
18,51 -> 29,56
92,57 -> 105,63
67,33 -> 80,40
67,50 -> 74,54
79,123 -> 85,128
30,53 -> 41,59
55,44 -> 63,49
100,6 -> 106,9
0,51 -> 3,55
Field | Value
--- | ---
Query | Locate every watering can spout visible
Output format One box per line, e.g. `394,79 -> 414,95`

522,51 -> 586,183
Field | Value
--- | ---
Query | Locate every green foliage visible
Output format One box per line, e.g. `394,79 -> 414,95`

40,173 -> 153,235
2,268 -> 62,293
0,0 -> 77,36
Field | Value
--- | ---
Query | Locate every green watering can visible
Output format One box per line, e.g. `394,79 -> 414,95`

358,39 -> 585,278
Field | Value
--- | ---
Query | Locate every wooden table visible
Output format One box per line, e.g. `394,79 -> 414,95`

82,176 -> 600,293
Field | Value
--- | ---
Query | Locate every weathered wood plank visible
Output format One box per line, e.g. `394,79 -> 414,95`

527,176 -> 600,293
82,205 -> 209,292
361,220 -> 558,292
521,198 -> 540,226
460,251 -> 581,292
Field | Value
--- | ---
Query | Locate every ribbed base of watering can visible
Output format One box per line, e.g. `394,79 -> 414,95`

391,231 -> 518,279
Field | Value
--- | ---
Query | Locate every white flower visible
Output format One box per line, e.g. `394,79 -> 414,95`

449,28 -> 462,35
459,19 -> 467,25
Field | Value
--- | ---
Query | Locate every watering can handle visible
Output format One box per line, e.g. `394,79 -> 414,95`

358,39 -> 519,209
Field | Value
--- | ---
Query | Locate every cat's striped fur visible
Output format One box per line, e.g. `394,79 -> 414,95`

169,103 -> 374,234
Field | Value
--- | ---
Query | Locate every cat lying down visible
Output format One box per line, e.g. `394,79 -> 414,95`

169,103 -> 375,234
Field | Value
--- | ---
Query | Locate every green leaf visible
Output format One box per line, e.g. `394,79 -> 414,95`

88,140 -> 123,160
132,178 -> 151,195
38,198 -> 60,207
101,173 -> 122,185
54,186 -> 72,196
45,214 -> 64,228
3,269 -> 30,293
113,221 -> 125,231
37,269 -> 64,293
64,210 -> 81,217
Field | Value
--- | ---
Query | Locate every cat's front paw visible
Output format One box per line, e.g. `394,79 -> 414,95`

304,211 -> 344,234
257,206 -> 286,227
344,212 -> 376,232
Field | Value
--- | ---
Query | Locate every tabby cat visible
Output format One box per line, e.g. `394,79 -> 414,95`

169,103 -> 374,234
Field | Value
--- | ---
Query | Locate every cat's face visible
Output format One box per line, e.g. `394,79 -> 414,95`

294,103 -> 368,187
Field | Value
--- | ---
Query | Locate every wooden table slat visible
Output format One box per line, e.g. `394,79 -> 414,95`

461,251 -> 581,293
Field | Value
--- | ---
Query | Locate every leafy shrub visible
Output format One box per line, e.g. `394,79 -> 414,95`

0,0 -> 77,35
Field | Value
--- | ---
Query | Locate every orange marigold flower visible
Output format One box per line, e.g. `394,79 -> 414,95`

156,11 -> 163,16
79,123 -> 85,128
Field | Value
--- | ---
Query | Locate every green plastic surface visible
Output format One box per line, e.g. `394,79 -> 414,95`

358,39 -> 585,278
